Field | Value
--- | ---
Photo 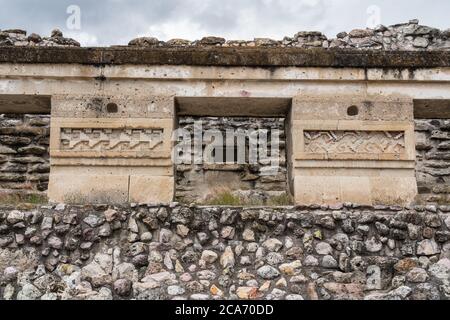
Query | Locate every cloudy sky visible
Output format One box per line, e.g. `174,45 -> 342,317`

0,0 -> 449,46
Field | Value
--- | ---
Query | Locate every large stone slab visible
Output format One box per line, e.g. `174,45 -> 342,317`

289,95 -> 417,206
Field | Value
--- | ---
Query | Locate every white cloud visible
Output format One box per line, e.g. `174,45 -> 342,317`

65,31 -> 99,46
145,19 -> 208,41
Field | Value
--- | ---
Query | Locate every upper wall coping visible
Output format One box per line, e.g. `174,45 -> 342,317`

1,46 -> 450,68
2,20 -> 450,68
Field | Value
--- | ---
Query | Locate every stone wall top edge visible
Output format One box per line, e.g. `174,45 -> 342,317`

1,46 -> 450,68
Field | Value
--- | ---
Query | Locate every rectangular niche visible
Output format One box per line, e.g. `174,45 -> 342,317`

175,97 -> 293,205
414,99 -> 450,204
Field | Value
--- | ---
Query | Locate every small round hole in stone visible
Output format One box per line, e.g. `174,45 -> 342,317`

106,103 -> 118,113
347,105 -> 359,116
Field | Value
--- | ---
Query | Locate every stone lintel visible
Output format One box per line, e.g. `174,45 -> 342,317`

1,46 -> 450,68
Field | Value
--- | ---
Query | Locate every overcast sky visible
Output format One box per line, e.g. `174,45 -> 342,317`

0,0 -> 449,46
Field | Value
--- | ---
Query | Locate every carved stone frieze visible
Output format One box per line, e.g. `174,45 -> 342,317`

60,128 -> 164,152
304,130 -> 405,154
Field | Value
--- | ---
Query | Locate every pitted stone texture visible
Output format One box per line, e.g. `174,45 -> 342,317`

0,204 -> 448,300
415,119 -> 450,204
0,114 -> 50,194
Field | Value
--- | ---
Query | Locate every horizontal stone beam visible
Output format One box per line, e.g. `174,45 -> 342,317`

176,97 -> 291,117
1,46 -> 450,68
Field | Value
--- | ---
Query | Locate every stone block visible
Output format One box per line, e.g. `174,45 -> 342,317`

294,175 -> 417,206
129,176 -> 174,204
48,173 -> 129,204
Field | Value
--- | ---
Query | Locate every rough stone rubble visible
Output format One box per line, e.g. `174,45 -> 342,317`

0,203 -> 449,300
0,28 -> 80,47
0,114 -> 50,195
1,20 -> 450,50
128,19 -> 450,50
415,119 -> 450,204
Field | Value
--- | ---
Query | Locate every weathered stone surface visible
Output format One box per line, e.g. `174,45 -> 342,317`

262,238 -> 283,252
113,279 -> 132,297
257,265 -> 280,279
417,239 -> 440,256
201,250 -> 218,264
322,255 -> 338,269
0,204 -> 448,300
365,237 -> 383,253
16,283 -> 42,300
220,246 -> 235,268
315,242 -> 333,255
279,260 -> 302,275
236,286 -> 258,299
128,37 -> 160,47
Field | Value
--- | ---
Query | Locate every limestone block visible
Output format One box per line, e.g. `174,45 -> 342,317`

291,95 -> 414,121
128,176 -> 174,204
294,175 -> 417,206
51,95 -> 174,119
48,173 -> 129,204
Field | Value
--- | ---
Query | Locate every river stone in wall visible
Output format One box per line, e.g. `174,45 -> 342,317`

0,203 -> 449,300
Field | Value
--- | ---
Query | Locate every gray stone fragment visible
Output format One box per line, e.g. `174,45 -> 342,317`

83,214 -> 105,228
417,239 -> 440,256
366,265 -> 382,290
6,210 -> 24,224
262,238 -> 283,252
315,242 -> 333,255
167,285 -> 185,296
406,267 -> 428,283
257,265 -> 280,279
322,255 -> 338,269
17,283 -> 42,300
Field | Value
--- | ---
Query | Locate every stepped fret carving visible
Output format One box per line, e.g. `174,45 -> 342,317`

60,128 -> 164,152
304,130 -> 405,154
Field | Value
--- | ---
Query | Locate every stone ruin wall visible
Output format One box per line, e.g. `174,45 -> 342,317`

1,20 -> 450,300
1,115 -> 449,206
0,116 -> 448,301
0,203 -> 449,300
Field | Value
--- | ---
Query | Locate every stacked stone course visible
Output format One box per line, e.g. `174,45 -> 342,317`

0,114 -> 50,195
415,119 -> 450,204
